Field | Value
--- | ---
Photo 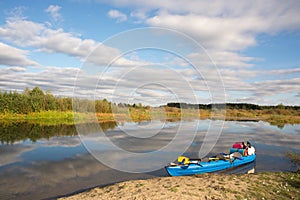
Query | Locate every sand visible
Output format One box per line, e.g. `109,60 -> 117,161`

59,172 -> 299,200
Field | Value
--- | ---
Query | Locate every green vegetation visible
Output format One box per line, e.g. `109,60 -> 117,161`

0,86 -> 113,114
166,102 -> 300,128
1,88 -> 300,127
0,87 -> 71,114
0,110 -> 100,125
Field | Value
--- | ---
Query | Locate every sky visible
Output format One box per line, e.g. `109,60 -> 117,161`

0,0 -> 299,106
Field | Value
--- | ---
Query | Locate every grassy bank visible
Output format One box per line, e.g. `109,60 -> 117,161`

1,107 -> 300,126
0,111 -> 95,125
224,108 -> 300,127
123,107 -> 300,127
59,171 -> 300,200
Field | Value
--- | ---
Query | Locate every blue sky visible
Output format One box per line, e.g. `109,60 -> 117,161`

0,0 -> 299,105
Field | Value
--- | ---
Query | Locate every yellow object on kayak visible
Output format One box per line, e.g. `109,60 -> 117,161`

177,156 -> 190,164
209,157 -> 219,161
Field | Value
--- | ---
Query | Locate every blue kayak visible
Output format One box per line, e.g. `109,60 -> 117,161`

166,154 -> 256,176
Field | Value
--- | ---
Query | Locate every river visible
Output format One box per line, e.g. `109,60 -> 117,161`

0,120 -> 299,199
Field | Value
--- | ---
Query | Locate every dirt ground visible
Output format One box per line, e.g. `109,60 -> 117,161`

59,172 -> 299,200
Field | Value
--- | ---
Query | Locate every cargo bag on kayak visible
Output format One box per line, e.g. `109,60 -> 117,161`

232,142 -> 244,149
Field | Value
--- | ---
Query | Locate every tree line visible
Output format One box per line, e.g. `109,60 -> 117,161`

166,102 -> 300,110
0,87 -> 113,114
1,87 -> 299,115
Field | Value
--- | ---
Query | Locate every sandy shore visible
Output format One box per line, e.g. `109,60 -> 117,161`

59,172 -> 299,200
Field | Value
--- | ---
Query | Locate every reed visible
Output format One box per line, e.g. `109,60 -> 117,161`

1,107 -> 299,126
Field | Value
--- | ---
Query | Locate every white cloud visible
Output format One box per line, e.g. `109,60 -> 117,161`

103,0 -> 300,30
266,68 -> 300,75
45,5 -> 62,21
130,10 -> 147,20
254,78 -> 300,96
0,62 -> 299,105
0,19 -> 95,57
0,42 -> 38,67
90,0 -> 300,105
147,13 -> 258,51
38,28 -> 97,57
101,0 -> 300,67
0,66 -> 78,95
107,9 -> 127,22
0,19 -> 44,46
0,18 -> 142,67
146,8 -> 300,51
130,10 -> 147,23
186,51 -> 256,68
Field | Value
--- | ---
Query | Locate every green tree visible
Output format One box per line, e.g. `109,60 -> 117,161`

62,97 -> 72,111
29,86 -> 45,112
0,90 -> 3,113
277,103 -> 285,109
138,103 -> 143,109
21,88 -> 32,113
95,99 -> 112,113
44,90 -> 57,111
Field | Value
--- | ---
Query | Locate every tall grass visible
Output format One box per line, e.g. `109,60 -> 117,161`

1,107 -> 299,126
0,111 -> 96,125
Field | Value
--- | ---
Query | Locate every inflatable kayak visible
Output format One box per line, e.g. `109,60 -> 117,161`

165,154 -> 256,176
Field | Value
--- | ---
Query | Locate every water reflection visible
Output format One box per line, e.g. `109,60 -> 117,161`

220,161 -> 256,174
77,120 -> 199,173
0,121 -> 118,144
0,152 -> 158,200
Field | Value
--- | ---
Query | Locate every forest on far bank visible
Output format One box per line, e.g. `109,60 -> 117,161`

0,87 -> 299,115
166,102 -> 300,111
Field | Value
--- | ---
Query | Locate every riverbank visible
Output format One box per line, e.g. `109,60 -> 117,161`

59,171 -> 299,200
0,108 -> 300,127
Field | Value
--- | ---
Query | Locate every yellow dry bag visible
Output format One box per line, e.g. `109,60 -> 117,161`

177,156 -> 190,164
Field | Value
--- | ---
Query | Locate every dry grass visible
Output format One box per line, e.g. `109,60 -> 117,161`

1,107 -> 299,126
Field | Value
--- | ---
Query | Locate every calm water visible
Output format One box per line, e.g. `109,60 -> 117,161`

0,120 -> 299,199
